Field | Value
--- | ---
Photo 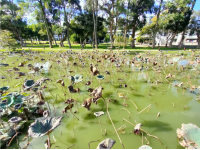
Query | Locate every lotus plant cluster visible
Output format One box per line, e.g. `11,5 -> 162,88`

0,49 -> 200,149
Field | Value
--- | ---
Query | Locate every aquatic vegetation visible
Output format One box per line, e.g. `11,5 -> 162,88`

177,123 -> 200,149
90,86 -> 103,104
23,80 -> 35,90
28,117 -> 63,138
94,111 -> 104,135
97,75 -> 105,80
96,138 -> 116,149
0,50 -> 200,149
8,117 -> 22,123
90,65 -> 100,76
74,75 -> 83,83
139,145 -> 152,149
0,93 -> 23,110
82,98 -> 92,110
0,86 -> 10,92
133,123 -> 143,135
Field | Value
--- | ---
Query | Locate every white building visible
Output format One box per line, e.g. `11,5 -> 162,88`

107,29 -> 198,46
154,30 -> 198,46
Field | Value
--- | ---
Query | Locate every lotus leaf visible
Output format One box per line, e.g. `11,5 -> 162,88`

177,123 -> 200,149
9,117 -> 22,123
68,85 -> 74,93
0,93 -> 23,109
90,65 -> 100,76
68,56 -> 73,61
63,104 -> 74,113
74,75 -> 83,83
82,98 -> 92,110
105,71 -> 110,75
0,108 -> 5,117
70,76 -> 75,84
178,60 -> 189,66
0,134 -> 11,147
0,63 -> 9,67
14,103 -> 22,110
15,83 -> 22,88
64,99 -> 74,104
94,111 -> 104,117
0,86 -> 10,91
24,80 -> 35,90
0,96 -> 14,109
24,80 -> 35,87
97,75 -> 105,80
43,110 -> 49,118
118,93 -> 124,98
28,117 -> 63,138
90,86 -> 103,104
96,138 -> 116,149
139,145 -> 152,149
22,95 -> 34,101
132,123 -> 143,135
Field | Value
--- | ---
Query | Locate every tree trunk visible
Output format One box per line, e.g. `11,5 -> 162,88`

197,34 -> 200,48
19,36 -> 24,48
131,26 -> 136,48
123,25 -> 127,50
58,35 -> 62,47
59,33 -> 64,47
178,30 -> 186,48
53,36 -> 57,46
165,36 -> 168,47
63,7 -> 71,48
152,0 -> 163,49
152,31 -> 156,48
178,0 -> 196,49
37,38 -> 40,44
169,33 -> 176,48
95,0 -> 98,48
66,24 -> 71,48
92,1 -> 98,49
92,32 -> 95,48
38,0 -> 53,48
30,37 -> 32,45
113,1 -> 118,36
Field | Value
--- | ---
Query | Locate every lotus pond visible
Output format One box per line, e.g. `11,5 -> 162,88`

1,50 -> 200,149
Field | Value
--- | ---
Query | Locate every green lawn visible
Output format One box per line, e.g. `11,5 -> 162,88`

22,41 -> 187,50
1,41 -> 199,52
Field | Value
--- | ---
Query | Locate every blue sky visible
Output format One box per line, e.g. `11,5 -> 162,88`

194,1 -> 200,11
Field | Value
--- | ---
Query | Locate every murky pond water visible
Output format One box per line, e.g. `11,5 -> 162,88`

0,50 -> 200,149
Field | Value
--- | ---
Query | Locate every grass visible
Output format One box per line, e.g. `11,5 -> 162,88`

1,41 -> 199,52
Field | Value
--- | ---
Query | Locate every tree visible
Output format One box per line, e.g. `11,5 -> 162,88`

100,0 -> 120,48
28,23 -> 47,44
126,0 -> 154,48
85,0 -> 99,49
188,10 -> 200,48
56,0 -> 81,48
118,0 -> 133,49
0,30 -> 18,52
71,12 -> 106,48
152,0 -> 163,48
161,0 -> 193,48
178,0 -> 196,48
136,36 -> 144,44
140,16 -> 157,38
0,0 -> 27,47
